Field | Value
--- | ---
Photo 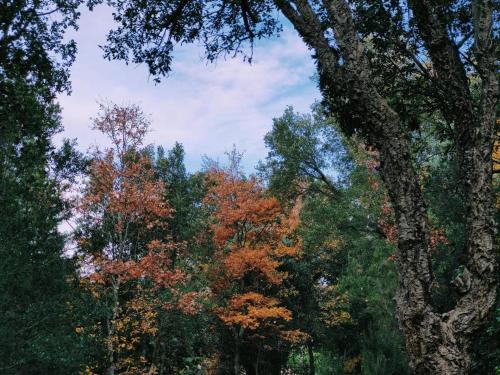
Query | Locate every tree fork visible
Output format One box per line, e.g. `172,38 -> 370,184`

275,0 -> 498,373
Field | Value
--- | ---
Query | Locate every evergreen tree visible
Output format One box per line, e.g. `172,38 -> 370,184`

0,76 -> 86,374
0,2 -> 85,371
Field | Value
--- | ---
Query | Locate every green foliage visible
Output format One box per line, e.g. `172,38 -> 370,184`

154,143 -> 208,246
90,0 -> 280,81
259,104 -> 349,199
0,0 -> 82,95
263,106 -> 409,374
0,4 -> 88,368
0,76 -> 86,373
152,143 -> 215,374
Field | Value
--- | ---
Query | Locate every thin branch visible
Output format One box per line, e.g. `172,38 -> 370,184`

456,30 -> 473,50
35,7 -> 62,17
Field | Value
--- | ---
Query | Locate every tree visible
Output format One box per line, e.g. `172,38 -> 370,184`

76,103 -> 187,374
154,142 -> 208,246
95,1 -> 498,372
259,103 -> 347,199
152,143 -> 216,374
1,6 -> 90,369
203,153 -> 303,374
0,0 -> 82,96
0,74 -> 87,374
262,105 -> 409,374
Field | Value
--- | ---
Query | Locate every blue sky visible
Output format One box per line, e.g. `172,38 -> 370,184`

56,6 -> 320,172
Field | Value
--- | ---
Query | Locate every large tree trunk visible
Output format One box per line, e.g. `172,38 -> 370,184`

276,0 -> 498,373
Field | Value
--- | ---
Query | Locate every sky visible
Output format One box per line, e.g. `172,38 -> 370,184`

56,6 -> 320,173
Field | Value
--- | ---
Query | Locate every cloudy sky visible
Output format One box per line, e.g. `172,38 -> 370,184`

56,6 -> 320,172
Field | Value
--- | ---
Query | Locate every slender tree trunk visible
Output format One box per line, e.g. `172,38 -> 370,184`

307,342 -> 315,375
159,342 -> 166,375
234,330 -> 241,375
254,347 -> 259,375
106,279 -> 120,375
234,350 -> 240,375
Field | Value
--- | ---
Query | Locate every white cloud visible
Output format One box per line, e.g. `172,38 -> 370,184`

56,6 -> 320,172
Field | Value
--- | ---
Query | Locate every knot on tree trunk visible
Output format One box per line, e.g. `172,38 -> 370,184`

452,267 -> 472,294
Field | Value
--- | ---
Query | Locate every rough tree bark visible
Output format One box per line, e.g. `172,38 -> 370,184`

275,0 -> 498,373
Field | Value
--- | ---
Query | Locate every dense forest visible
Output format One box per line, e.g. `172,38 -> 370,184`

0,1 -> 498,374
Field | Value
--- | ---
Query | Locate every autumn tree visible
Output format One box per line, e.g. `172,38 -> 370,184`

76,103 -> 187,375
203,152 -> 303,375
94,1 -> 498,372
